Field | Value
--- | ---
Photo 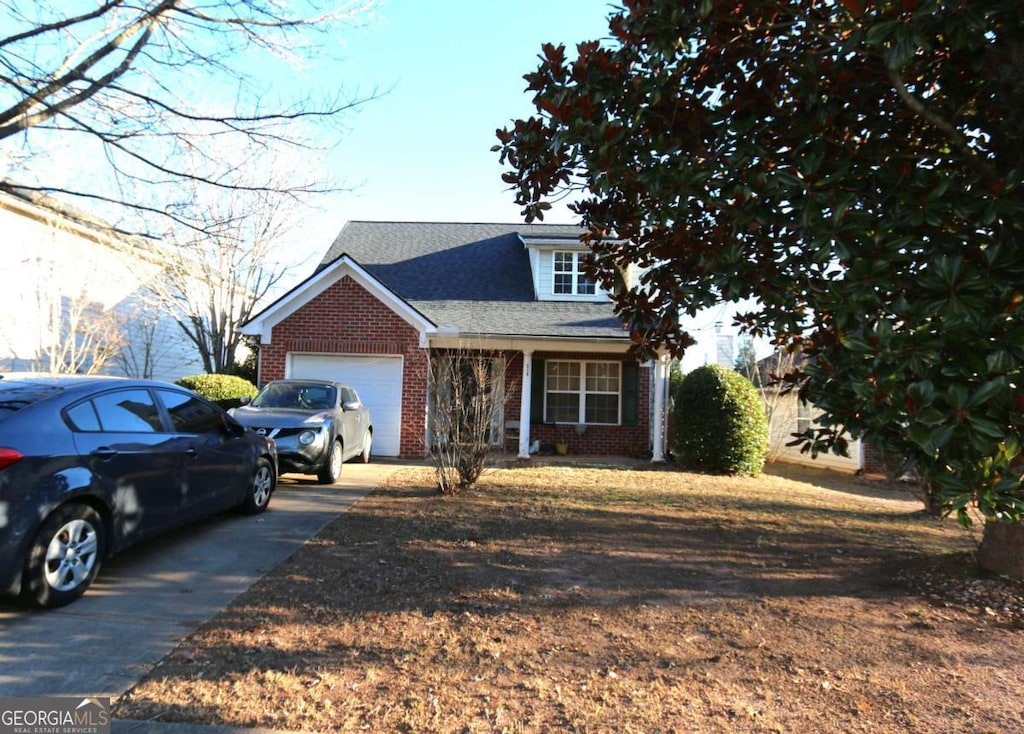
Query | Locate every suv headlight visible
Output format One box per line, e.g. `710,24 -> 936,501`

298,430 -> 318,446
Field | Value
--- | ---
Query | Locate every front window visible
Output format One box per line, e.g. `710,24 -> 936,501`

545,360 -> 620,424
553,252 -> 596,296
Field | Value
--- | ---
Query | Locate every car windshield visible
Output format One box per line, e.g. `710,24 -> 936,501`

0,383 -> 63,422
251,383 -> 336,410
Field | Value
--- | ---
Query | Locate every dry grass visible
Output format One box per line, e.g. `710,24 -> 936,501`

114,461 -> 1024,733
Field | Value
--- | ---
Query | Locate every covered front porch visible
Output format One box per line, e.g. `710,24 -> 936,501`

427,334 -> 671,462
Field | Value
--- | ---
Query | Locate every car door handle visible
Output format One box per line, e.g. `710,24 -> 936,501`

184,448 -> 198,459
92,447 -> 118,460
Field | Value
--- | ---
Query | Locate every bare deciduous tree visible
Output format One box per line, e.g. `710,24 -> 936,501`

0,213 -> 137,374
7,256 -> 127,374
429,350 -> 507,494
37,290 -> 126,374
143,157 -> 303,374
0,0 -> 375,236
115,298 -> 175,379
735,340 -> 801,465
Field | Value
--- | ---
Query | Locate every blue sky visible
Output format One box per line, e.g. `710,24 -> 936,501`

297,1 -> 612,248
1,0 -> 754,368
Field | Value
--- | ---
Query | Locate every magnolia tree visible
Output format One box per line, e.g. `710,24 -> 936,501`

496,0 -> 1024,575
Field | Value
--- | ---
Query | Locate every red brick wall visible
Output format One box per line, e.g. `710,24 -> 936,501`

257,275 -> 428,457
504,351 -> 652,457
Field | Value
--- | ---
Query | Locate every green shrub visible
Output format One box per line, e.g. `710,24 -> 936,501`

176,373 -> 258,409
673,364 -> 769,476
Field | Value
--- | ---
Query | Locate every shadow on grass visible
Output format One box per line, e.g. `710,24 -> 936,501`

225,467 -> 969,625
110,463 -> 997,732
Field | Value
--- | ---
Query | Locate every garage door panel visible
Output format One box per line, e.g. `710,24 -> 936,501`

288,354 -> 402,456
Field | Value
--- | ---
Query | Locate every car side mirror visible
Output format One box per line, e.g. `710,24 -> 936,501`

342,400 -> 360,411
240,395 -> 252,406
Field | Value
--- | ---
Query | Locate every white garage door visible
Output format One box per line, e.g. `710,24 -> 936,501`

288,354 -> 404,457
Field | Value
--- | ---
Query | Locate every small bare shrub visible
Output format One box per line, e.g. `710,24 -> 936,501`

428,350 -> 506,494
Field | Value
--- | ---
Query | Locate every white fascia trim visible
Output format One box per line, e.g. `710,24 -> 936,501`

1,189 -> 167,266
241,255 -> 436,343
428,333 -> 634,354
518,235 -> 584,249
518,234 -> 628,249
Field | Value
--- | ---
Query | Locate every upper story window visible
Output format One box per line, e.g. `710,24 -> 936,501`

553,252 -> 596,296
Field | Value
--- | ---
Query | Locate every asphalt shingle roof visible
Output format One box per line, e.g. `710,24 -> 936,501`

319,221 -> 629,340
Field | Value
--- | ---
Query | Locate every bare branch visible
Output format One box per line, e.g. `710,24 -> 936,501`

0,1 -> 176,137
0,1 -> 124,48
0,0 -> 377,237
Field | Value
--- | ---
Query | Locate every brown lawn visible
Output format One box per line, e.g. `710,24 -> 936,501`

114,461 -> 1024,733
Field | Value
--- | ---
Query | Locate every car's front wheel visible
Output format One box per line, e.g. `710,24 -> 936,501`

359,430 -> 372,464
239,457 -> 275,514
317,440 -> 343,484
22,504 -> 105,609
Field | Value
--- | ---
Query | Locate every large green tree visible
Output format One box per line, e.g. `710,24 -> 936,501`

496,0 -> 1024,575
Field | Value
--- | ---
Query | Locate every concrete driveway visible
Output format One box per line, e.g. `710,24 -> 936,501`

0,461 -> 411,700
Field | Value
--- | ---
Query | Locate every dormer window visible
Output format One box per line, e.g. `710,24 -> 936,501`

553,252 -> 596,296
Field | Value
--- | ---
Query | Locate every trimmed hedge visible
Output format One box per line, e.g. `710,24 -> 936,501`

673,364 -> 768,476
175,373 -> 258,410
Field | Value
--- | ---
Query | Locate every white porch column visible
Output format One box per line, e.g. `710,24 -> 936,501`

651,354 -> 669,462
518,350 -> 534,458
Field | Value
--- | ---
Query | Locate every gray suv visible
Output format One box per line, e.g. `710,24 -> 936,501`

230,379 -> 372,483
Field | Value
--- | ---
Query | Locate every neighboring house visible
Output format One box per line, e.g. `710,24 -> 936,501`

0,187 -> 204,382
241,221 -> 672,459
766,392 -> 865,473
753,351 -> 894,474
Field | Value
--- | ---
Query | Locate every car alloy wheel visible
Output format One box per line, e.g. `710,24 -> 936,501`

318,440 -> 343,484
23,504 -> 105,608
240,458 -> 275,514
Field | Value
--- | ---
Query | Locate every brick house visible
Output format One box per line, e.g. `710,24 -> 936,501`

241,221 -> 671,460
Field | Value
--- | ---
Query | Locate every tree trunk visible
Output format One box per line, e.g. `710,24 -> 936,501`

977,520 -> 1024,578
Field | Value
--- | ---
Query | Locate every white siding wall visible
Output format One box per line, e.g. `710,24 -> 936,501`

0,196 -> 204,381
766,392 -> 862,473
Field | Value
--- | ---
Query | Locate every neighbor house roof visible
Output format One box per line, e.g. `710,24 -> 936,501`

317,221 -> 629,340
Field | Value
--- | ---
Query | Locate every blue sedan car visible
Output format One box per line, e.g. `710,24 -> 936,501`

0,374 -> 277,608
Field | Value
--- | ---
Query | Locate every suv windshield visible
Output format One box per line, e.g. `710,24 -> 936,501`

251,383 -> 336,410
